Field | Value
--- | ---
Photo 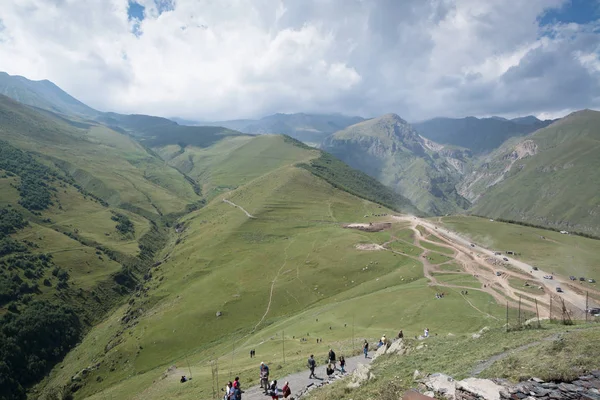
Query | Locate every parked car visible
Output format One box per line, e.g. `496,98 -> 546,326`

587,308 -> 600,316
496,271 -> 502,276
543,275 -> 554,280
494,252 -> 501,256
580,277 -> 586,281
589,279 -> 596,283
570,276 -> 576,281
470,243 -> 475,247
556,287 -> 563,293
533,267 -> 539,271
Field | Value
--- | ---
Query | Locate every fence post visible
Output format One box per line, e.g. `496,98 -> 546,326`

549,296 -> 553,322
518,295 -> 522,329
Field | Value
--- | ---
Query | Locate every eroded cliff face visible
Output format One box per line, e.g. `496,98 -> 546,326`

458,140 -> 538,202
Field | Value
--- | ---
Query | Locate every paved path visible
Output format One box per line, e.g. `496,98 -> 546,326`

241,354 -> 372,400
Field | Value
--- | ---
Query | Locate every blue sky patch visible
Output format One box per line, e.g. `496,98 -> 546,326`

127,1 -> 145,22
539,0 -> 600,26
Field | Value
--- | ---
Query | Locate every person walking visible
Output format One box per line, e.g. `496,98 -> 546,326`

260,362 -> 269,392
282,381 -> 292,399
328,348 -> 336,367
424,328 -> 429,338
308,354 -> 317,379
363,340 -> 369,358
223,381 -> 232,400
398,330 -> 404,339
339,356 -> 346,373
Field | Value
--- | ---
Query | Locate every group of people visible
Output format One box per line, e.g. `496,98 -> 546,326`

258,362 -> 292,399
307,350 -> 347,380
223,377 -> 243,400
435,292 -> 445,299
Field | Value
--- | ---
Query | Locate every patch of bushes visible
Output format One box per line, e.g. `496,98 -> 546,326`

0,300 -> 82,400
298,151 -> 422,215
111,212 -> 135,235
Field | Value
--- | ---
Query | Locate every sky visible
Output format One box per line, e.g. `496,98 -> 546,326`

0,0 -> 599,121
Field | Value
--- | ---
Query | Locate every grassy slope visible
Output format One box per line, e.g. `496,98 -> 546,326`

0,95 -> 199,216
471,110 -> 600,235
41,164 -> 501,400
438,216 -> 600,285
307,323 -> 600,400
156,135 -> 318,200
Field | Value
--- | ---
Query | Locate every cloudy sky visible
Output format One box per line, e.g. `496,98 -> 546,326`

0,0 -> 599,121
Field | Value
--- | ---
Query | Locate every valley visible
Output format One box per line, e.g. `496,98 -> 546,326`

0,72 -> 598,400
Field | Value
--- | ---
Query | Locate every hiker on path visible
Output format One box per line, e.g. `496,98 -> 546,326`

223,382 -> 232,400
339,356 -> 346,373
424,328 -> 429,338
363,340 -> 369,358
260,362 -> 269,391
381,334 -> 388,347
268,380 -> 279,400
282,381 -> 292,399
326,363 -> 335,378
328,348 -> 336,366
398,330 -> 404,339
229,384 -> 242,400
308,354 -> 317,379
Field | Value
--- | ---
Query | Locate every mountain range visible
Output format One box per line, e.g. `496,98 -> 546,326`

1,71 -> 600,400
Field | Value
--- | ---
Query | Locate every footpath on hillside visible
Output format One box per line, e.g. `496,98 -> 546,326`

241,354 -> 372,400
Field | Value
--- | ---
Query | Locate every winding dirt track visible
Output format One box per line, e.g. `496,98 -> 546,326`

389,215 -> 595,317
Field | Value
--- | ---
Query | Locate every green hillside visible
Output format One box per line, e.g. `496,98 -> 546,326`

470,110 -> 600,235
322,114 -> 470,215
37,164 -> 498,400
0,95 -> 200,216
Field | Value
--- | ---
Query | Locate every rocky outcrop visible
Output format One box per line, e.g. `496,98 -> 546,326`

420,371 -> 600,400
347,363 -> 375,389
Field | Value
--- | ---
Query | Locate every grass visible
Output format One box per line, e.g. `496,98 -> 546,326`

482,328 -> 600,382
439,216 -> 600,281
508,277 -> 545,296
40,165 -> 506,400
437,262 -> 464,272
306,324 -> 600,400
421,240 -> 454,255
425,252 -> 454,265
433,273 -> 482,289
388,240 -> 423,257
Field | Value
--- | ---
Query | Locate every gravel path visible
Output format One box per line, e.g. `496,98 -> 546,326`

241,354 -> 373,400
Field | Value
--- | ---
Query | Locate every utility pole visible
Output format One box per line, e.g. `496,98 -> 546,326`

186,355 -> 192,379
518,295 -> 522,328
282,329 -> 285,365
586,291 -> 589,323
230,341 -> 235,379
535,298 -> 541,328
549,296 -> 553,322
506,302 -> 509,332
352,314 -> 355,353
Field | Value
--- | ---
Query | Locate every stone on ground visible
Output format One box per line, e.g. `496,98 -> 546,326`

347,363 -> 375,389
423,373 -> 456,400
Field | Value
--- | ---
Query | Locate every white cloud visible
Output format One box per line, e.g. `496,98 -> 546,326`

0,0 -> 598,120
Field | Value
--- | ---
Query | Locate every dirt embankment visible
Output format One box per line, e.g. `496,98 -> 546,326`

344,222 -> 391,232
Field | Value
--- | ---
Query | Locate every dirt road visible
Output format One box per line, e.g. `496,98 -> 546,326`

397,215 -> 588,312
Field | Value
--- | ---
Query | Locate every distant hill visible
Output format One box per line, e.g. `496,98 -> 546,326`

469,110 -> 600,235
204,113 -> 366,145
413,115 -> 554,154
0,71 -> 100,119
322,113 -> 471,215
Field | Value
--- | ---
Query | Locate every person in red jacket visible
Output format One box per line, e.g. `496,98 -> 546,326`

282,381 -> 291,398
